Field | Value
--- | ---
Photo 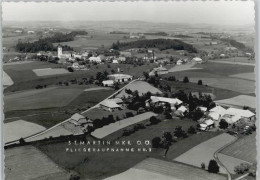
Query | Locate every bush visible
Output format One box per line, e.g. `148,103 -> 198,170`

152,137 -> 161,148
150,116 -> 161,125
183,76 -> 189,83
198,80 -> 203,85
234,163 -> 251,174
201,162 -> 206,169
164,112 -> 172,119
187,126 -> 197,134
219,119 -> 229,129
208,160 -> 220,173
125,112 -> 134,118
174,126 -> 186,138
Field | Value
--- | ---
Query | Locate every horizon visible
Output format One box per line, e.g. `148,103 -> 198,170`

2,1 -> 254,26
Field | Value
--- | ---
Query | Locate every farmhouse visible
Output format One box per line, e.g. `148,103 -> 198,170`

108,74 -> 133,83
176,60 -> 183,65
149,66 -> 169,76
221,108 -> 255,124
208,106 -> 226,121
69,113 -> 88,126
102,80 -> 114,87
89,56 -> 102,63
199,119 -> 214,131
148,96 -> 182,110
99,100 -> 121,112
192,57 -> 203,64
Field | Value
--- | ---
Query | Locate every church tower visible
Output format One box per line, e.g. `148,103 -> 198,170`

57,46 -> 62,58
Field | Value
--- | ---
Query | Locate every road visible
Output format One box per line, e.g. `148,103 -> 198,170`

5,79 -> 139,146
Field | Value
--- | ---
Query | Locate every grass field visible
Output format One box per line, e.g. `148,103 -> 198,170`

5,145 -> 70,180
4,120 -> 46,144
215,95 -> 256,109
33,68 -> 70,76
162,62 -> 255,94
116,81 -> 162,98
4,87 -> 83,112
3,71 -> 14,87
220,133 -> 256,164
230,72 -> 255,81
106,158 -> 227,180
174,133 -> 236,174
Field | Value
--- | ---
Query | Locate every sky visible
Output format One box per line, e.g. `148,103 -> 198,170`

2,1 -> 255,25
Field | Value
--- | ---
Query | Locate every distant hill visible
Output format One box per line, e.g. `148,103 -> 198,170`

111,39 -> 197,53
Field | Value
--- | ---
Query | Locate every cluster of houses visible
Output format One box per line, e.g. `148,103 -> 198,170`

68,113 -> 93,132
102,74 -> 133,87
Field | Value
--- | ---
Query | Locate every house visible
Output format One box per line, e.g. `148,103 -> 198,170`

99,100 -> 121,112
220,108 -> 255,124
72,62 -> 85,70
198,107 -> 207,112
176,60 -> 183,65
119,51 -> 132,57
208,106 -> 227,121
199,119 -> 214,131
192,57 -> 203,64
89,56 -> 102,63
112,59 -> 119,64
149,66 -> 169,76
109,98 -> 124,106
149,96 -> 182,110
102,80 -> 114,87
69,113 -> 88,126
108,74 -> 133,83
118,56 -> 126,62
211,41 -> 218,45
220,54 -> 225,58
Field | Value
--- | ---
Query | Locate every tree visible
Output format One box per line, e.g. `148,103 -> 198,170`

152,137 -> 161,148
150,116 -> 161,125
174,126 -> 186,138
143,72 -> 149,80
183,76 -> 189,83
208,160 -> 220,173
162,131 -> 173,143
187,126 -> 197,134
19,138 -> 26,145
198,80 -> 203,85
201,162 -> 206,169
219,119 -> 228,129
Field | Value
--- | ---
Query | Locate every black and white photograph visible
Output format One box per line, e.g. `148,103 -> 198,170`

1,1 -> 257,180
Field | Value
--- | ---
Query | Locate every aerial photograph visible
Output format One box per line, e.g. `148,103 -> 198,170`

2,1 -> 256,180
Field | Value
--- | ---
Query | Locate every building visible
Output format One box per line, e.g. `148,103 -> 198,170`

69,113 -> 88,126
192,57 -> 203,64
149,66 -> 169,76
89,56 -> 102,63
102,80 -> 114,87
199,119 -> 214,131
112,59 -> 119,64
208,106 -> 226,121
225,47 -> 237,51
119,51 -> 132,57
99,99 -> 121,112
176,60 -> 183,65
58,46 -> 62,58
220,108 -> 255,124
108,74 -> 133,83
148,96 -> 182,110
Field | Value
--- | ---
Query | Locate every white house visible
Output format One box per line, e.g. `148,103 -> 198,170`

149,96 -> 182,110
176,60 -> 183,65
199,119 -> 214,131
108,74 -> 133,83
220,108 -> 255,124
192,57 -> 203,64
89,56 -> 102,63
112,59 -> 119,64
99,100 -> 121,112
102,80 -> 114,87
208,106 -> 227,121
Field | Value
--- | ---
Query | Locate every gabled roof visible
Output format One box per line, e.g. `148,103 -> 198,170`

151,96 -> 182,105
177,106 -> 187,112
70,113 -> 86,122
225,108 -> 255,118
209,106 -> 226,115
205,119 -> 214,126
193,57 -> 202,61
100,100 -> 121,108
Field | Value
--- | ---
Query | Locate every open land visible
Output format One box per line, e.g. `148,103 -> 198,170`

4,120 -> 46,144
91,112 -> 157,139
174,133 -> 236,174
4,145 -> 70,180
3,71 -> 14,87
33,68 -> 70,76
220,132 -> 256,164
106,158 -> 227,180
215,95 -> 256,109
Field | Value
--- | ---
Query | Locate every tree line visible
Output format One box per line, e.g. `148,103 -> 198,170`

111,39 -> 198,53
15,31 -> 87,53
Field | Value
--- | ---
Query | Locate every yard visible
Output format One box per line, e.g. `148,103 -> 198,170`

4,145 -> 70,180
220,132 -> 256,164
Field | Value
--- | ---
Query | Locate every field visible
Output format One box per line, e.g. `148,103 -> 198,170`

230,72 -> 255,81
4,87 -> 83,112
220,133 -> 256,164
91,112 -> 157,139
215,95 -> 256,109
106,158 -> 227,180
33,68 -> 70,76
163,62 -> 255,94
174,133 -> 236,174
4,145 -> 70,180
4,120 -> 46,144
3,71 -> 14,87
116,81 -> 162,98
212,57 -> 254,64
82,108 -> 136,120
53,32 -> 126,50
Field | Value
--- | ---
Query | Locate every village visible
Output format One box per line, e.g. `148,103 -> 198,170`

2,4 -> 256,180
